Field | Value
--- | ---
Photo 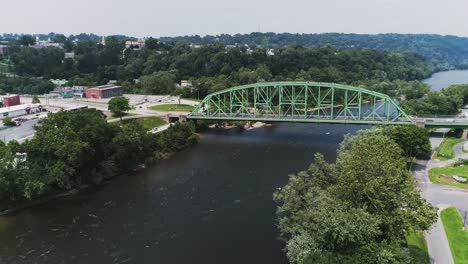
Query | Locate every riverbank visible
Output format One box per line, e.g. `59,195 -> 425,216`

0,118 -> 199,216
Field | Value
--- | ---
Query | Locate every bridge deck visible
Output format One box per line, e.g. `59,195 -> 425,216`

187,114 -> 468,128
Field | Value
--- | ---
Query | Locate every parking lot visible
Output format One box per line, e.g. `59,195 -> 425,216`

0,118 -> 39,143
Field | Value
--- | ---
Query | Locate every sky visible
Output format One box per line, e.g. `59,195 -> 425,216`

2,0 -> 468,37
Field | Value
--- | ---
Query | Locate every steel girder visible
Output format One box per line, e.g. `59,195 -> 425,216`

188,82 -> 414,125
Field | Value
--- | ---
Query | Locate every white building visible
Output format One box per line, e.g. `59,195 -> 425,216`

0,104 -> 42,120
180,80 -> 192,88
125,39 -> 145,49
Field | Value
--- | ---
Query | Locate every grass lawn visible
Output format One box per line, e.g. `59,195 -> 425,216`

429,165 -> 468,189
107,113 -> 138,121
122,116 -> 167,130
434,137 -> 465,161
441,207 -> 468,264
406,230 -> 430,264
149,104 -> 195,112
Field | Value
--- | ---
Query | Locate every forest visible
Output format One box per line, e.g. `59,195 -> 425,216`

160,33 -> 468,70
1,33 -> 467,115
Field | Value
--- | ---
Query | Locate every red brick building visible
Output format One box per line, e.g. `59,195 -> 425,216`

2,95 -> 20,107
85,85 -> 123,99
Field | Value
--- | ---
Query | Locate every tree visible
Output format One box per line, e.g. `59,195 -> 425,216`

274,133 -> 437,264
381,126 -> 431,159
32,95 -> 41,104
140,71 -> 177,94
19,35 -> 35,46
108,96 -> 131,120
145,37 -> 160,50
3,117 -> 16,127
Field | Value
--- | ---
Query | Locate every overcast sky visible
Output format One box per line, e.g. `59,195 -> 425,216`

2,0 -> 468,37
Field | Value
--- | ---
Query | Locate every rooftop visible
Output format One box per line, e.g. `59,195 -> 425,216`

88,85 -> 122,91
0,104 -> 41,114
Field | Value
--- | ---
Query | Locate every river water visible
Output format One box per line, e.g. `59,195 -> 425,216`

423,69 -> 468,91
0,123 -> 366,264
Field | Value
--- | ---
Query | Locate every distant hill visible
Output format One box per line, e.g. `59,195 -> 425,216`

160,33 -> 468,70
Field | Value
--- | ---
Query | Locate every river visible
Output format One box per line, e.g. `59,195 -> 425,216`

0,123 -> 366,264
423,69 -> 468,91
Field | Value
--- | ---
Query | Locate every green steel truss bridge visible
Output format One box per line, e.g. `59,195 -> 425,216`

187,82 -> 468,128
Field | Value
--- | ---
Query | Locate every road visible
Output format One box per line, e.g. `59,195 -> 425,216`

0,119 -> 39,143
413,129 -> 468,264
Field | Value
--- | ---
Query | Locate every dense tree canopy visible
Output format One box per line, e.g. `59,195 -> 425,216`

160,32 -> 468,70
274,131 -> 436,264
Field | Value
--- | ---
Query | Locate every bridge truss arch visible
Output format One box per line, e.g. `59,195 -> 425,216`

188,82 -> 414,125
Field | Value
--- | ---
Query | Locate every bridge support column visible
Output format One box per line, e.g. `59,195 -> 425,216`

179,115 -> 187,122
415,119 -> 425,128
462,130 -> 468,139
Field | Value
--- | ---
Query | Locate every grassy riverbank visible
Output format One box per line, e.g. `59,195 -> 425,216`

434,137 -> 464,161
441,207 -> 468,264
150,104 -> 194,112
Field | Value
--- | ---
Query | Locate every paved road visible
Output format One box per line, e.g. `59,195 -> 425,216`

0,119 -> 39,143
414,129 -> 468,264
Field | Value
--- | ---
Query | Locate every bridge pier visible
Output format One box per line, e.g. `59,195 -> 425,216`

415,119 -> 425,128
462,130 -> 468,139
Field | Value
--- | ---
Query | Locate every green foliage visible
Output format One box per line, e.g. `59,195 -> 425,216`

402,91 -> 461,116
160,32 -> 468,69
121,116 -> 167,130
429,164 -> 468,189
2,117 -> 16,127
405,230 -> 429,264
274,132 -> 437,264
434,137 -> 464,161
141,71 -> 177,94
19,35 -> 35,46
108,96 -> 131,120
441,207 -> 468,264
356,80 -> 430,100
0,74 -> 54,95
31,95 -> 41,104
6,38 -> 433,98
381,126 -> 432,159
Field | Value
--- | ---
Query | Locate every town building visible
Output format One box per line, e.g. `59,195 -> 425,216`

0,45 -> 8,56
50,86 -> 87,98
1,95 -> 20,107
31,36 -> 64,49
64,52 -> 75,59
85,85 -> 123,99
0,104 -> 42,120
180,80 -> 192,88
125,39 -> 145,49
